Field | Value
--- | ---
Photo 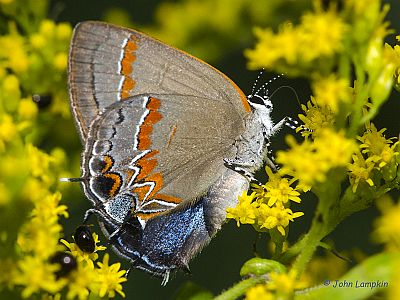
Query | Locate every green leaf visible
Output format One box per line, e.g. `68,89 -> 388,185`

295,252 -> 399,300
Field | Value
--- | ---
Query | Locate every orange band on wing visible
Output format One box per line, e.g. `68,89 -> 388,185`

120,36 -> 138,99
137,97 -> 162,150
103,172 -> 122,197
101,155 -> 114,173
130,97 -> 182,217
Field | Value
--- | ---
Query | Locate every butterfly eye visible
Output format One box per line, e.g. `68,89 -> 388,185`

247,94 -> 265,106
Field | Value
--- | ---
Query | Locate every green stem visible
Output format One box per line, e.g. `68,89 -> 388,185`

214,277 -> 266,300
291,175 -> 342,275
348,55 -> 368,137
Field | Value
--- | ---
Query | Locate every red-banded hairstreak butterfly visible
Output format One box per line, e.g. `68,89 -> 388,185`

66,21 -> 286,284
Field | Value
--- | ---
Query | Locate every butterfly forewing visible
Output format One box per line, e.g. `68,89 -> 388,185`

68,21 -> 250,142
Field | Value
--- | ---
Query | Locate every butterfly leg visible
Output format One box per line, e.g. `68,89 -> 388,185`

223,158 -> 261,185
83,208 -> 119,227
275,116 -> 312,134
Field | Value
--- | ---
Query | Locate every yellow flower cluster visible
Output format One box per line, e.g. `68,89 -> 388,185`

0,12 -> 127,298
120,0 -> 310,63
277,129 -> 357,187
227,167 -> 304,236
0,141 -> 67,297
0,19 -> 71,117
348,122 -> 399,192
312,75 -> 351,114
297,96 -> 335,139
60,237 -> 127,299
373,196 -> 400,252
245,6 -> 347,73
393,36 -> 400,91
246,270 -> 307,300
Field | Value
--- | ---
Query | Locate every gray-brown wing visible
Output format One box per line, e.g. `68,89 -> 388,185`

83,94 -> 244,221
69,21 -> 250,142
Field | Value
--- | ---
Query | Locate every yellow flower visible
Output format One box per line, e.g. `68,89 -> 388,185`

226,192 -> 256,226
298,96 -> 335,138
314,129 -> 358,167
30,33 -> 46,49
0,114 -> 18,150
277,136 -> 326,186
18,98 -> 38,120
55,23 -> 72,40
94,254 -> 127,298
312,75 -> 351,113
39,20 -> 56,37
0,182 -> 11,205
257,204 -> 304,236
278,129 -> 356,187
267,270 -> 308,296
245,23 -> 300,69
358,122 -> 398,168
245,6 -> 347,71
67,263 -> 95,300
53,52 -> 68,70
373,196 -> 400,251
246,284 -> 274,300
26,144 -> 56,184
60,232 -> 106,269
2,74 -> 21,106
0,32 -> 29,73
299,9 -> 347,61
13,255 -> 66,298
348,151 -> 375,192
17,192 -> 67,259
253,167 -> 301,207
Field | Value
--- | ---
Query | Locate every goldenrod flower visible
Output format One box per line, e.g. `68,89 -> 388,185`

66,264 -> 95,300
278,129 -> 356,187
312,75 -> 351,113
267,270 -> 308,296
358,122 -> 398,168
0,114 -> 18,150
257,204 -> 304,236
13,255 -> 66,298
53,52 -> 68,70
26,144 -> 56,184
373,197 -> 400,251
18,97 -> 39,120
246,5 -> 347,72
226,192 -> 257,226
229,167 -> 304,236
246,284 -> 274,300
0,30 -> 29,73
94,254 -> 127,298
298,96 -> 335,138
253,167 -> 301,207
299,9 -> 347,62
245,23 -> 300,69
348,151 -> 375,192
61,232 -> 106,269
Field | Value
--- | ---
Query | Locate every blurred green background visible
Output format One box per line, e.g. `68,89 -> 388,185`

47,0 -> 400,299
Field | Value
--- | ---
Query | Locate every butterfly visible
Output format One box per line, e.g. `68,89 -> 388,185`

67,21 -> 285,284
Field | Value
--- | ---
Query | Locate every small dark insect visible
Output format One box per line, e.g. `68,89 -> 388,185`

50,251 -> 77,277
32,94 -> 52,109
74,225 -> 95,253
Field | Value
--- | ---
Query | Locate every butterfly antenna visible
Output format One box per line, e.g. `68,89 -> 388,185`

269,85 -> 301,109
249,68 -> 265,98
255,73 -> 284,98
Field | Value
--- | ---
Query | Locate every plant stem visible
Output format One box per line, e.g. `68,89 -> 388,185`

214,277 -> 266,300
